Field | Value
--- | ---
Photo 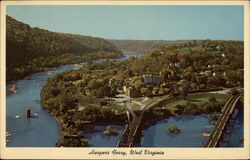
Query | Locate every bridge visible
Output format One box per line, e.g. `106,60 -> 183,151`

116,97 -> 169,147
116,109 -> 145,147
204,93 -> 241,147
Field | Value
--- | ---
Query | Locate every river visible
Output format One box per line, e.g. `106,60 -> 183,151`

6,53 -> 140,147
6,53 -> 243,147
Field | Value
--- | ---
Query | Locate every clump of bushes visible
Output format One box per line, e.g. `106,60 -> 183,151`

207,113 -> 220,121
103,125 -> 120,135
167,125 -> 181,133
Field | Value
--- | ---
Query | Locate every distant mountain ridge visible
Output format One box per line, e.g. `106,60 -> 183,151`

6,16 -> 122,82
108,39 -> 192,54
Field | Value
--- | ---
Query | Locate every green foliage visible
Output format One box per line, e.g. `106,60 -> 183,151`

207,114 -> 219,121
167,125 -> 181,133
207,75 -> 227,87
102,126 -> 120,135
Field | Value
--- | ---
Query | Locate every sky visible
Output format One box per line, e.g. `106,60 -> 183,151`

7,5 -> 244,40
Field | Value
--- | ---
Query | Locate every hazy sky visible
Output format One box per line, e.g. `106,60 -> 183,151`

7,5 -> 244,40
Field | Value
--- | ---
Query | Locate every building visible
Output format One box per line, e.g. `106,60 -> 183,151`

142,75 -> 164,84
205,70 -> 212,77
152,87 -> 161,95
123,85 -> 128,93
109,78 -> 116,86
125,87 -> 138,98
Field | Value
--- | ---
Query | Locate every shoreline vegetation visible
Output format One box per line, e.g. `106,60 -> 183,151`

167,125 -> 181,133
40,39 -> 243,147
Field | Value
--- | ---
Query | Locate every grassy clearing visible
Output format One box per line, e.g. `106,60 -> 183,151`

162,93 -> 229,110
128,92 -> 230,111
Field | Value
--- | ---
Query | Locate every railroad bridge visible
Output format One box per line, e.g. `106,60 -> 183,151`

204,93 -> 242,147
116,109 -> 145,147
116,97 -> 168,147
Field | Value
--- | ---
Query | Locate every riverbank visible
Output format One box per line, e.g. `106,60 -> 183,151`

7,52 -> 123,83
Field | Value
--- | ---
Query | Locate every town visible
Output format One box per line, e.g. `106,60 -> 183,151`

40,40 -> 243,147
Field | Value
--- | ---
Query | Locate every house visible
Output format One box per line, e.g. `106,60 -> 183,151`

216,45 -> 220,50
160,82 -> 167,89
123,85 -> 128,93
125,87 -> 138,98
199,72 -> 206,76
205,70 -> 212,77
169,62 -> 181,68
109,78 -> 116,86
174,62 -> 181,68
208,64 -> 217,70
152,87 -> 160,95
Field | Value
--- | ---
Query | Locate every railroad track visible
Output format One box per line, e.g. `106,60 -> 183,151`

117,110 -> 145,147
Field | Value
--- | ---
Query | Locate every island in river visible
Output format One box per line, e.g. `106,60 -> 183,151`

40,40 -> 243,147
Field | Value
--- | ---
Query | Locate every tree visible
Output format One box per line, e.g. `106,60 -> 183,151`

180,83 -> 190,99
134,79 -> 144,90
208,75 -> 226,87
87,79 -> 103,90
140,87 -> 150,96
208,97 -> 217,103
98,87 -> 105,98
167,125 -> 181,133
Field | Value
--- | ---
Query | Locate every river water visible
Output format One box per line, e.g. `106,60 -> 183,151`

6,53 -> 243,147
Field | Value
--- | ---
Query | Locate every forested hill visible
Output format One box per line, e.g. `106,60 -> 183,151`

108,39 -> 191,54
6,16 -> 122,82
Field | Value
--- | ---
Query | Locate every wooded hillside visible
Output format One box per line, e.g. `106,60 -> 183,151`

108,39 -> 190,54
6,16 -> 122,82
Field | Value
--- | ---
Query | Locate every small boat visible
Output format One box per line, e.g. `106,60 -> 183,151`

9,85 -> 18,93
6,132 -> 12,137
15,115 -> 21,119
46,70 -> 53,75
202,132 -> 210,136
